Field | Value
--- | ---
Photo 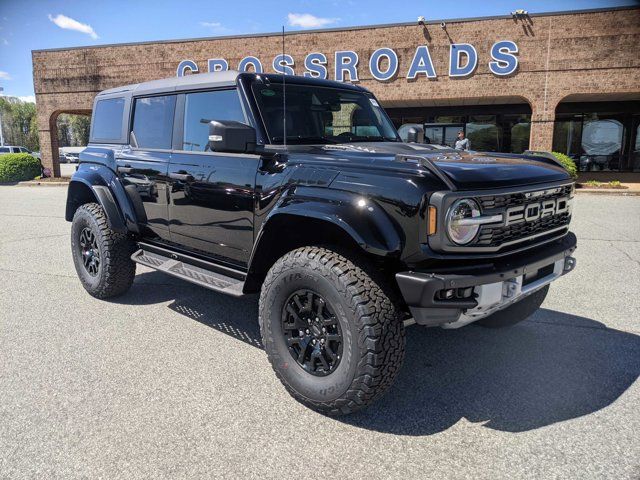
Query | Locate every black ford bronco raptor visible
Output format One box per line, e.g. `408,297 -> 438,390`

66,71 -> 577,415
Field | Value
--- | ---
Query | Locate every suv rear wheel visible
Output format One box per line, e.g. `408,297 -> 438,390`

259,246 -> 405,415
71,203 -> 136,298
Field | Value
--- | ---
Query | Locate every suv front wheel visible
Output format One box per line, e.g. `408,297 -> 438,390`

259,246 -> 405,415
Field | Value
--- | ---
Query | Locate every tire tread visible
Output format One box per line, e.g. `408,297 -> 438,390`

259,246 -> 405,415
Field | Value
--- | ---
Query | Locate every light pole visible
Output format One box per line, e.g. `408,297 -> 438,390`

0,86 -> 4,146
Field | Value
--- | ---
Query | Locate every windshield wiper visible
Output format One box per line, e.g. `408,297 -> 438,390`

348,136 -> 399,143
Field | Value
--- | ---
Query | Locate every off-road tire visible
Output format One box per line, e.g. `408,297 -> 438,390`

476,285 -> 549,328
259,246 -> 405,416
71,203 -> 136,299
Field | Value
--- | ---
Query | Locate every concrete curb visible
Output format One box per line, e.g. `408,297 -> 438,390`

575,188 -> 639,196
16,180 -> 70,187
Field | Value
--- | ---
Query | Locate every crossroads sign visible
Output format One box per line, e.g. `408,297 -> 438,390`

176,41 -> 519,82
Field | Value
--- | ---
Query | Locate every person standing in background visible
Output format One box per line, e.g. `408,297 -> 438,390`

454,130 -> 470,151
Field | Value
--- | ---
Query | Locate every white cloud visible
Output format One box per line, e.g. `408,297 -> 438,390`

0,70 -> 11,80
48,14 -> 98,40
287,13 -> 337,29
18,95 -> 36,103
199,21 -> 234,35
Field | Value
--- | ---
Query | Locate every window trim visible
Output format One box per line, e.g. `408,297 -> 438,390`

172,87 -> 251,155
128,92 -> 177,152
90,96 -> 128,144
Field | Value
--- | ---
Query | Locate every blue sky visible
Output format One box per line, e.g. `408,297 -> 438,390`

0,0 -> 635,100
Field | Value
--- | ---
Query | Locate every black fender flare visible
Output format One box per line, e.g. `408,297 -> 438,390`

250,186 -> 403,265
65,165 -> 140,234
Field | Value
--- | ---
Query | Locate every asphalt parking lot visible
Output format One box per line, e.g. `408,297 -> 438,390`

1,186 -> 639,479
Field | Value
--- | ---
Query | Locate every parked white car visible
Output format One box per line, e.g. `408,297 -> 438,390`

0,145 -> 41,159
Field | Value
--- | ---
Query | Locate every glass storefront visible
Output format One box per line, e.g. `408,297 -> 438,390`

386,104 -> 532,154
553,102 -> 640,172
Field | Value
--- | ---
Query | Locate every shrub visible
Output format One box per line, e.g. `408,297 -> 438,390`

584,180 -> 602,187
0,153 -> 42,182
550,151 -> 578,179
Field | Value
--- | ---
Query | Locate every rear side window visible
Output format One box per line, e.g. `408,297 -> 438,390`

182,90 -> 245,151
132,95 -> 176,150
0,147 -> 9,153
92,97 -> 125,141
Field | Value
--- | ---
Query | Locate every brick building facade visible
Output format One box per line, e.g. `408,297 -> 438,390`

33,7 -> 640,176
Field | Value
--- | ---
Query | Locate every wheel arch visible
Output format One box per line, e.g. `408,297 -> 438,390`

244,192 -> 404,293
65,165 -> 141,234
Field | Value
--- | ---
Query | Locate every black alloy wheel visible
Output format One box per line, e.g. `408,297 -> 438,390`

79,227 -> 101,276
282,289 -> 343,376
71,203 -> 136,299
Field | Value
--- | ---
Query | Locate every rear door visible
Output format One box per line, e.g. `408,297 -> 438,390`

116,94 -> 176,240
167,88 -> 259,268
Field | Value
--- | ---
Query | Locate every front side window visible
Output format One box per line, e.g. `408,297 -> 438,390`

252,82 -> 399,144
92,97 -> 125,141
182,90 -> 246,151
132,95 -> 176,150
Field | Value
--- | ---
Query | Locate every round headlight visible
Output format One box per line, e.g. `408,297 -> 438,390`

446,199 -> 481,245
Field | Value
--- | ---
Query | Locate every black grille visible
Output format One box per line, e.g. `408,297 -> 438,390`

471,184 -> 573,249
477,184 -> 573,210
476,213 -> 571,247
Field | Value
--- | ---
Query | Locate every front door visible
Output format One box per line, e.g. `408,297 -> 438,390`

116,94 -> 176,240
167,89 -> 258,268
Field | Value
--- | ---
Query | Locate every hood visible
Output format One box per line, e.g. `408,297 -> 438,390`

285,142 -> 571,190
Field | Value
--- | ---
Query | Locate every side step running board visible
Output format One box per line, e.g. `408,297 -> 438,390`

131,246 -> 245,297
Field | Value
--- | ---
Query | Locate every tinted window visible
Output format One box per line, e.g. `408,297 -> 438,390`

252,83 -> 398,144
0,147 -> 9,153
132,95 -> 176,150
92,97 -> 125,141
182,90 -> 245,151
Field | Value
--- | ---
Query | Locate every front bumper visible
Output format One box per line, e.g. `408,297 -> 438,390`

396,232 -> 577,328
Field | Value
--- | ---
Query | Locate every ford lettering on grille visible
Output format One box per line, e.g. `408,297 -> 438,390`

504,196 -> 572,227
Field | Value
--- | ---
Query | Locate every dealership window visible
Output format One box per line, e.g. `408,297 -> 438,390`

466,115 -> 501,152
553,101 -> 640,172
92,97 -> 125,141
132,95 -> 176,150
633,119 -> 640,171
182,90 -> 246,151
389,106 -> 531,153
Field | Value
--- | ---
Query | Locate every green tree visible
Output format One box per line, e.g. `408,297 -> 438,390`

69,114 -> 91,146
57,113 -> 90,147
0,97 -> 39,151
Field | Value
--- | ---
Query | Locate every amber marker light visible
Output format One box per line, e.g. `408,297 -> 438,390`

428,206 -> 437,235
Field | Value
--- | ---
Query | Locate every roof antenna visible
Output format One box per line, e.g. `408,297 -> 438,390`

282,25 -> 287,149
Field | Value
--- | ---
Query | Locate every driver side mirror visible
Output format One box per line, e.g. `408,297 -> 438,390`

208,120 -> 256,154
406,126 -> 424,144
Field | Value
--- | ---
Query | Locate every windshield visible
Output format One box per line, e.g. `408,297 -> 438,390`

251,82 -> 400,145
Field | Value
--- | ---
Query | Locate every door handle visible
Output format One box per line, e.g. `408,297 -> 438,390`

169,172 -> 194,182
117,165 -> 134,173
